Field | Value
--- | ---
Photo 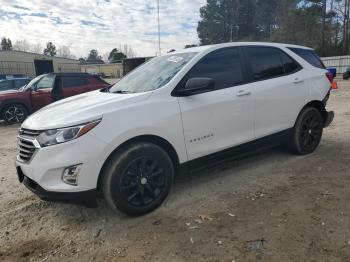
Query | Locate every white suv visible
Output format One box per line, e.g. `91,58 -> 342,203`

16,42 -> 334,215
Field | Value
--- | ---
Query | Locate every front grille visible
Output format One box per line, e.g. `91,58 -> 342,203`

19,128 -> 41,138
18,128 -> 41,162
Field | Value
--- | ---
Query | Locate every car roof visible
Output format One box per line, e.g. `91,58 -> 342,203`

170,42 -> 314,55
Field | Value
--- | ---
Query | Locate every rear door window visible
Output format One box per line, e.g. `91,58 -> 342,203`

244,46 -> 284,81
63,76 -> 88,88
182,47 -> 245,90
279,51 -> 302,74
288,48 -> 325,69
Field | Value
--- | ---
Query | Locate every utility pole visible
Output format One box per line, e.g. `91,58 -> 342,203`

321,0 -> 327,55
157,0 -> 161,56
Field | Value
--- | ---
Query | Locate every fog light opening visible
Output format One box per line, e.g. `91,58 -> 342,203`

62,164 -> 82,186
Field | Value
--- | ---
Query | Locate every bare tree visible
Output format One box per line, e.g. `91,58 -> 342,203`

57,45 -> 73,58
13,40 -> 31,52
117,44 -> 137,58
31,43 -> 43,54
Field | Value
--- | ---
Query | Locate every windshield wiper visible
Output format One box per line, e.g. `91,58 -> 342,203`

113,90 -> 133,94
100,86 -> 111,93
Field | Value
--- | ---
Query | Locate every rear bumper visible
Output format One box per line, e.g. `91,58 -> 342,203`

324,111 -> 334,128
17,166 -> 97,208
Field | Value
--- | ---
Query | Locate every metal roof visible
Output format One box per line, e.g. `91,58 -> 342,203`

0,50 -> 79,61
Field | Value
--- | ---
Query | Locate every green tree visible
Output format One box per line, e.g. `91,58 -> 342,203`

196,0 -> 348,56
1,37 -> 12,51
87,49 -> 104,64
43,42 -> 57,56
271,1 -> 329,55
254,0 -> 281,39
108,48 -> 126,62
197,0 -> 257,45
78,57 -> 86,64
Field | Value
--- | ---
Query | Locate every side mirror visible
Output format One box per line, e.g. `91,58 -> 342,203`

176,77 -> 215,97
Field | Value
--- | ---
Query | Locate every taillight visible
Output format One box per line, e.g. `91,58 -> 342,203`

326,72 -> 334,83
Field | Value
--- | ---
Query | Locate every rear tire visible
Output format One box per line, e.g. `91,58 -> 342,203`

2,104 -> 28,124
290,107 -> 323,155
101,142 -> 174,216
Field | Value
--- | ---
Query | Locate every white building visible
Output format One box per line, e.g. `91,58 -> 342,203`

0,50 -> 80,77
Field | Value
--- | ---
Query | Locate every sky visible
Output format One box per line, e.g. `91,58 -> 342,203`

0,0 -> 206,58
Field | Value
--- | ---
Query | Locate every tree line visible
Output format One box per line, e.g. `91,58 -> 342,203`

4,0 -> 349,58
1,38 -> 71,58
197,0 -> 350,57
1,37 -> 135,64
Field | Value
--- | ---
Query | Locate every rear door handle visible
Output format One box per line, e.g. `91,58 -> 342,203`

236,90 -> 251,97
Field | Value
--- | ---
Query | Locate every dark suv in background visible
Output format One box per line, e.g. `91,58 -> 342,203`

0,73 -> 109,124
343,66 -> 350,79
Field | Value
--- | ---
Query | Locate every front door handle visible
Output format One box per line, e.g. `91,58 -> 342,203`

236,90 -> 251,97
293,78 -> 304,84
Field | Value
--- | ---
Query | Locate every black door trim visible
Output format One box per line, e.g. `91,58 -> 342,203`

180,128 -> 293,173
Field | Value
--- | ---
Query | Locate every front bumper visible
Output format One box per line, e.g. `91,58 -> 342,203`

17,166 -> 97,207
15,132 -> 109,191
324,111 -> 334,128
15,131 -> 113,207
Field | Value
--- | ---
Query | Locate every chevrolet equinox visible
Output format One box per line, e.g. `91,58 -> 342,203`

16,42 -> 334,215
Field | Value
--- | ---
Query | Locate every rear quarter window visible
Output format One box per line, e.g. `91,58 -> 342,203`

288,48 -> 325,69
279,51 -> 302,74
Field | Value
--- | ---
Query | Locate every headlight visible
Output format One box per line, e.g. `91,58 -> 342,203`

36,119 -> 101,147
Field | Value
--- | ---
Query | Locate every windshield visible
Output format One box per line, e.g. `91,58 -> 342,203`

109,52 -> 198,94
23,75 -> 46,90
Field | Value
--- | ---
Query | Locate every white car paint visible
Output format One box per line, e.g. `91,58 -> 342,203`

252,47 -> 330,139
178,82 -> 255,160
16,42 -> 331,194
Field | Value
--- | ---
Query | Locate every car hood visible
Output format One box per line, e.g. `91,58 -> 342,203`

23,90 -> 152,130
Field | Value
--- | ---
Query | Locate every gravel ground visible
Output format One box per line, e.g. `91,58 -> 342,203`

0,81 -> 349,262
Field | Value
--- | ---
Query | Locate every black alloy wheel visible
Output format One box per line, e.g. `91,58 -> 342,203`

290,107 -> 324,155
299,111 -> 323,152
119,157 -> 166,207
102,142 -> 174,216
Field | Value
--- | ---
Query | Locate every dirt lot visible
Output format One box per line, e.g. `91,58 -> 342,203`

0,81 -> 349,262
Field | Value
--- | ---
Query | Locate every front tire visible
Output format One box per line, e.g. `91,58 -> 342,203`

101,142 -> 174,216
290,107 -> 324,155
2,104 -> 28,124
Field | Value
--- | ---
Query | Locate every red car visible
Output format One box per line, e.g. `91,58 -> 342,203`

0,73 -> 110,124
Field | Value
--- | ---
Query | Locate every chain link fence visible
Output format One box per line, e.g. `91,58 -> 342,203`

321,56 -> 350,74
